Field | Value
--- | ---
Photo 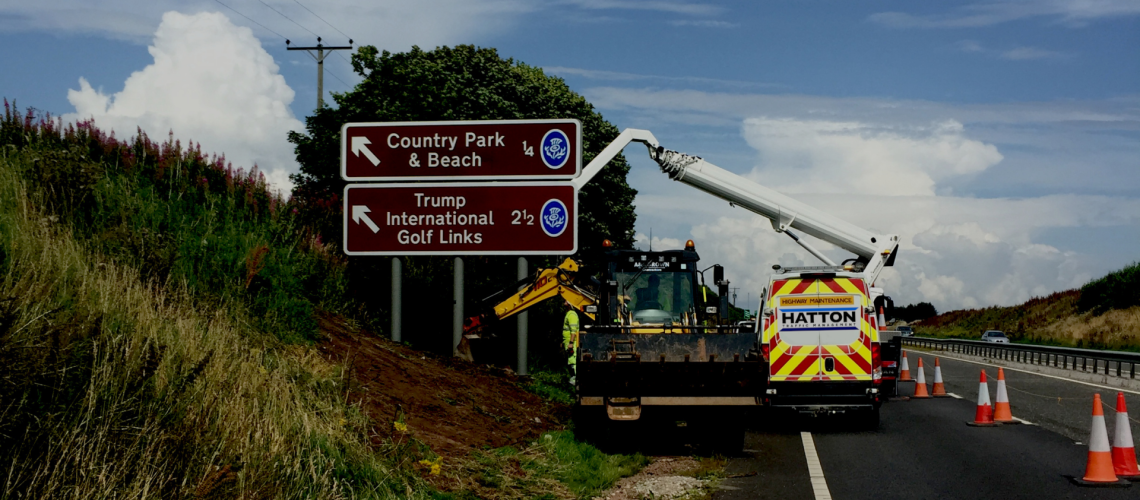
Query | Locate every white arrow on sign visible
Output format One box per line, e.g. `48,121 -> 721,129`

351,136 -> 381,167
352,205 -> 380,233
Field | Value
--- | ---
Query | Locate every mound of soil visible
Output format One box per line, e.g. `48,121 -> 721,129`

315,312 -> 569,457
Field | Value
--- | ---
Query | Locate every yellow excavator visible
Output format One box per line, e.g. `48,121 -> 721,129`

456,241 -> 762,453
456,257 -> 597,362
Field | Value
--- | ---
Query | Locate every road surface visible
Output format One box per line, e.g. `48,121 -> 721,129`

712,353 -> 1139,500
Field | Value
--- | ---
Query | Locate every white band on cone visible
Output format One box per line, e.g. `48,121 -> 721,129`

1116,410 -> 1135,450
1090,415 -> 1112,453
996,379 -> 1009,404
977,381 -> 991,406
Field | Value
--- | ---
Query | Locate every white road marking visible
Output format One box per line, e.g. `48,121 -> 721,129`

801,432 -> 832,500
945,392 -> 964,399
902,349 -> 1140,396
1013,417 -> 1036,426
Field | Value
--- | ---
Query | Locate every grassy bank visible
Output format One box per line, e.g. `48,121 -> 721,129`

0,156 -> 409,497
0,104 -> 647,498
1,103 -> 357,343
915,264 -> 1140,351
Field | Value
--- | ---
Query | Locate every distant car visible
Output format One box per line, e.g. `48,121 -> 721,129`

981,330 -> 1009,343
896,326 -> 914,337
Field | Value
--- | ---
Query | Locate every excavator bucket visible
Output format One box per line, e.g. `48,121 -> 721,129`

576,327 -> 765,398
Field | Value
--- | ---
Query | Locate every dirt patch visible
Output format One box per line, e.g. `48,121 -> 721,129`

315,312 -> 569,457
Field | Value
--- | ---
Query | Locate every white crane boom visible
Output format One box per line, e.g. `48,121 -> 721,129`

573,129 -> 899,284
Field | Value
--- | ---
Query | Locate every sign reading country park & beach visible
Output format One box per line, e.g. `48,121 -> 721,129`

343,182 -> 577,256
341,119 -> 582,181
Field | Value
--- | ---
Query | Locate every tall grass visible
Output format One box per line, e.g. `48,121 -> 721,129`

0,160 -> 450,497
916,285 -> 1140,351
1,101 -> 358,342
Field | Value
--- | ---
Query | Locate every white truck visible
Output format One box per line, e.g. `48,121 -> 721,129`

573,129 -> 901,426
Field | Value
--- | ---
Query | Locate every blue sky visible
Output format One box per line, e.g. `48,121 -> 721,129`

1,1 -> 1138,312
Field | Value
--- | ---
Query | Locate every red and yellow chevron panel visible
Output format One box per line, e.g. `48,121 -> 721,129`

764,276 -> 874,382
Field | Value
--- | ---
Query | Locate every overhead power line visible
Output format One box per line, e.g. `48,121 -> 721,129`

256,0 -> 319,38
291,0 -> 352,40
214,0 -> 287,40
217,1 -> 354,97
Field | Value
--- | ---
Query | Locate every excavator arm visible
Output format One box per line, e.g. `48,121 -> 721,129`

457,258 -> 597,361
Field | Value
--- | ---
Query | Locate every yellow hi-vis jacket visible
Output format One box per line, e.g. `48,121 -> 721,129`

562,309 -> 580,366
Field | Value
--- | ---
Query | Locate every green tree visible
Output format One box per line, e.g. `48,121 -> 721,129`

287,45 -> 638,358
896,302 -> 938,323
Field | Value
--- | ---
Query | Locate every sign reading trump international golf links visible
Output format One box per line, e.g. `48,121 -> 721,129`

341,119 -> 582,181
343,182 -> 577,256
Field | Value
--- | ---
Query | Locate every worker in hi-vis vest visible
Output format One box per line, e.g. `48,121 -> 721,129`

562,300 -> 580,385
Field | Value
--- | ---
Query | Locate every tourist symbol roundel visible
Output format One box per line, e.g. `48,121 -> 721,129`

540,199 -> 569,237
540,129 -> 571,169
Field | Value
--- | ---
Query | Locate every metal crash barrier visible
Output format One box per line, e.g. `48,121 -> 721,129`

902,337 -> 1140,379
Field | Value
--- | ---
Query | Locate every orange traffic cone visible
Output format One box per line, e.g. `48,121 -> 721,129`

993,368 -> 1017,423
931,358 -> 949,397
899,351 -> 912,381
912,358 -> 930,398
878,307 -> 886,332
966,370 -> 999,427
1069,394 -> 1131,486
1112,392 -> 1140,479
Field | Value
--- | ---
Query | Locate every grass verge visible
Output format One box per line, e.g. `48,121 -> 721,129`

0,139 -> 441,498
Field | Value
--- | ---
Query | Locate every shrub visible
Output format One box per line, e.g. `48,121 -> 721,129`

1079,262 -> 1140,314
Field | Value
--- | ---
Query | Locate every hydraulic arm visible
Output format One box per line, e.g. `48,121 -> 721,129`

460,258 -> 596,357
572,129 -> 900,284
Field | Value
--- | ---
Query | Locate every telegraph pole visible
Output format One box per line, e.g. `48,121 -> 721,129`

287,37 -> 353,109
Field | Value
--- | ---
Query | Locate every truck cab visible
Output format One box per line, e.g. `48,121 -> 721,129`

761,266 -> 883,424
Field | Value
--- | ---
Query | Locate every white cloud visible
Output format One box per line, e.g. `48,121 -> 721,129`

741,117 -> 1003,196
868,0 -> 1140,29
64,11 -> 303,195
0,1 -> 722,50
544,66 -> 783,90
1000,46 -> 1068,60
582,87 -> 1139,128
634,232 -> 683,251
956,40 -> 985,53
561,0 -> 723,16
598,84 -> 1139,312
954,40 -> 1071,60
667,19 -> 737,28
636,190 -> 1140,312
0,1 -> 534,48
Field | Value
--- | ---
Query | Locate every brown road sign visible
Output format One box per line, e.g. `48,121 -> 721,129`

343,182 -> 577,256
341,119 -> 581,181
